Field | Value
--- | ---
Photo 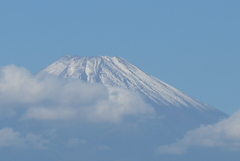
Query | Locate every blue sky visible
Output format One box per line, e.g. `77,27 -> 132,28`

0,0 -> 239,114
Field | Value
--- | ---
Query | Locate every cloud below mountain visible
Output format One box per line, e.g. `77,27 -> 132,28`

0,127 -> 48,149
157,109 -> 240,155
0,65 -> 154,123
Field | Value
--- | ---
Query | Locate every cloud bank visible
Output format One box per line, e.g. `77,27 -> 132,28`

157,109 -> 240,155
0,65 -> 154,123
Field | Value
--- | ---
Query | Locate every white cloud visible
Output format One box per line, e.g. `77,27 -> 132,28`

0,65 -> 155,123
0,127 -> 48,149
67,138 -> 87,148
157,109 -> 240,155
23,107 -> 78,120
0,127 -> 24,148
98,145 -> 109,151
25,133 -> 49,149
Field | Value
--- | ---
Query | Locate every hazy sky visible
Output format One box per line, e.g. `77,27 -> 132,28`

0,0 -> 239,114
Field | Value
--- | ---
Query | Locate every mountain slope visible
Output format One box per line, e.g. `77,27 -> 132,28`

40,55 -> 227,124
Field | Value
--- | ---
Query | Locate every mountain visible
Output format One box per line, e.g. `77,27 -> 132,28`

1,55 -> 231,161
40,55 -> 227,127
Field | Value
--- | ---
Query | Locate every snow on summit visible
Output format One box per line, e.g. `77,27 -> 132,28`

41,55 -> 226,118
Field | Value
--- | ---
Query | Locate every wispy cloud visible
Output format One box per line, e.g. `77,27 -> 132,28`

67,138 -> 87,148
0,127 -> 48,149
157,109 -> 240,155
0,127 -> 24,148
0,65 -> 155,123
98,145 -> 110,151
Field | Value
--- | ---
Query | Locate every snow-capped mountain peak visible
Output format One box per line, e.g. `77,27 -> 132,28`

41,55 -> 223,116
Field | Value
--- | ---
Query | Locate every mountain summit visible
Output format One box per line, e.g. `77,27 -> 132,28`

41,55 -> 227,125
